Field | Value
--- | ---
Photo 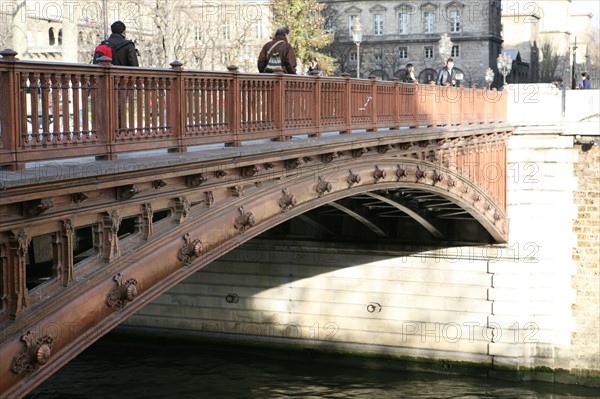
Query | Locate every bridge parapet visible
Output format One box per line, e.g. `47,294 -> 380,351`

1,49 -> 506,170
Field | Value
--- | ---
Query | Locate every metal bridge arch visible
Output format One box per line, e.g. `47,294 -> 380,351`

0,144 -> 508,399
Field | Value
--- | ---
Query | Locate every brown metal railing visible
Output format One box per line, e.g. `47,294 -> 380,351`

0,49 -> 507,170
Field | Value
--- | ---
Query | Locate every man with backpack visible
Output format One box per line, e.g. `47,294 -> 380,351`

257,26 -> 296,74
93,21 -> 139,66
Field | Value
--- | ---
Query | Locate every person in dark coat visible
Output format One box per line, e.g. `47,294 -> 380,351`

437,58 -> 456,86
402,63 -> 418,83
107,21 -> 139,67
257,26 -> 297,74
307,57 -> 324,76
578,72 -> 592,89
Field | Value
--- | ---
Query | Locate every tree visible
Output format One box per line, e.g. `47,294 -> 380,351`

271,0 -> 335,74
128,0 -> 267,72
539,42 -> 561,83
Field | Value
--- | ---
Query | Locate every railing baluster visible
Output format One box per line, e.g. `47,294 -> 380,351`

227,65 -> 240,146
0,53 -> 507,172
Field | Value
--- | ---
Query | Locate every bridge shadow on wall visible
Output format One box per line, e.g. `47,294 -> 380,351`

137,187 -> 499,346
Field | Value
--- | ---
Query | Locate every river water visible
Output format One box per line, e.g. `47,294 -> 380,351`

26,333 -> 598,399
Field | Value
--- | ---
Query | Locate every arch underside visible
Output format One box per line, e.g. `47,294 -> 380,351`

236,157 -> 507,248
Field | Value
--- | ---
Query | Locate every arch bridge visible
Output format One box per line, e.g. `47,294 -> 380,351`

0,50 -> 510,398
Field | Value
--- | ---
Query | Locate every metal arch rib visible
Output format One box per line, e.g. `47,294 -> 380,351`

365,192 -> 445,239
297,215 -> 337,236
328,202 -> 388,237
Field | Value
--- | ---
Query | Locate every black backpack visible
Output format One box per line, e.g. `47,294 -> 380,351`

263,40 -> 285,73
92,40 -> 131,64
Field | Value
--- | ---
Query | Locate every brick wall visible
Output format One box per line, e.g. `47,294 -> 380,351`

571,139 -> 600,371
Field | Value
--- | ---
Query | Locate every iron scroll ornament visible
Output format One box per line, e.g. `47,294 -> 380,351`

11,331 -> 54,374
107,273 -> 138,310
177,233 -> 203,266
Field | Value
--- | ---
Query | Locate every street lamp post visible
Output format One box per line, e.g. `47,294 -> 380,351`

438,33 -> 453,62
485,68 -> 495,90
351,17 -> 363,78
497,53 -> 512,87
103,0 -> 109,39
571,37 -> 577,90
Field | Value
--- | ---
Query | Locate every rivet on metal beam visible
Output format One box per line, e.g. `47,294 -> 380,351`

352,148 -> 368,158
367,302 -> 382,313
279,188 -> 297,213
396,165 -> 407,180
373,165 -> 386,182
153,179 -> 167,189
242,164 -> 262,177
286,158 -> 304,169
347,169 -> 361,187
72,192 -> 88,204
230,185 -> 244,197
187,174 -> 207,187
234,206 -> 255,233
11,331 -> 54,374
107,273 -> 138,311
432,170 -> 444,184
24,198 -> 54,216
322,152 -> 341,163
118,184 -> 141,200
215,170 -> 228,179
225,293 -> 240,303
316,177 -> 333,197
378,144 -> 393,153
177,233 -> 203,266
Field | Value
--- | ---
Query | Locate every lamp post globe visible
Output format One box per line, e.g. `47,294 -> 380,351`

351,17 -> 363,78
497,53 -> 512,87
438,33 -> 453,62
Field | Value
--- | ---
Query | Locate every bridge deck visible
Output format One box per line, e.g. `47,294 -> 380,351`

1,125 -> 509,189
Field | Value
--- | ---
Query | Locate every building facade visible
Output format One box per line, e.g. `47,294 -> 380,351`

321,0 -> 503,87
0,0 -> 272,72
501,0 -> 596,87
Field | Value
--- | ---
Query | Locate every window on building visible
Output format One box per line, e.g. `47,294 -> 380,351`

398,12 -> 409,34
49,28 -> 55,45
349,15 -> 358,36
451,45 -> 459,57
325,17 -> 335,33
254,24 -> 262,39
58,29 -> 62,45
221,24 -> 230,40
194,25 -> 202,45
398,47 -> 408,59
450,9 -> 461,32
425,46 -> 434,58
375,53 -> 383,62
350,51 -> 357,62
374,14 -> 384,36
423,11 -> 435,33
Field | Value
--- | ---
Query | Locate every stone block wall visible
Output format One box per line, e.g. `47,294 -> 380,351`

571,139 -> 600,373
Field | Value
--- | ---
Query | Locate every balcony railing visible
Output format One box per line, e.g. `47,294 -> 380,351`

0,49 -> 506,170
